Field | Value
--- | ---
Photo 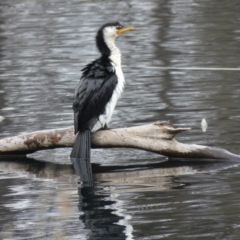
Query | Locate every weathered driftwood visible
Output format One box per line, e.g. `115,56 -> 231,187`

0,121 -> 240,161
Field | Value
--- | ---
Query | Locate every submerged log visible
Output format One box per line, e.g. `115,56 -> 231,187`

0,121 -> 240,161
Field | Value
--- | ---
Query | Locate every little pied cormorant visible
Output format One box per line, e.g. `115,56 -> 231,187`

70,22 -> 134,184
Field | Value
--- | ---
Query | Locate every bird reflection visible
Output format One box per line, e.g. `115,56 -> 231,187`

78,186 -> 126,240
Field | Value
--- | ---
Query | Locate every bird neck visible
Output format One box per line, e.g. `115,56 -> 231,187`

109,46 -> 121,66
103,37 -> 121,66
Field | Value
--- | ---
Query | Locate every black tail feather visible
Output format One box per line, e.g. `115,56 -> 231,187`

70,130 -> 93,186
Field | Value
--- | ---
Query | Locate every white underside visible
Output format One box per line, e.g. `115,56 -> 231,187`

91,64 -> 124,132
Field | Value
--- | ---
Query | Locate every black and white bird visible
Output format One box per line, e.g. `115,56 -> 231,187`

70,22 -> 134,183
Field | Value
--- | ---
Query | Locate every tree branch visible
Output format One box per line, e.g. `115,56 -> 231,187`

0,121 -> 239,161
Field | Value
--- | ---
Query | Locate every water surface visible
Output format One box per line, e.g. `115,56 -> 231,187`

0,0 -> 240,239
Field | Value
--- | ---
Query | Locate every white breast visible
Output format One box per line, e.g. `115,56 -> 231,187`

105,65 -> 125,123
91,64 -> 125,132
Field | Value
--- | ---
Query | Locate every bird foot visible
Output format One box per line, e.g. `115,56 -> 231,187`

102,125 -> 111,130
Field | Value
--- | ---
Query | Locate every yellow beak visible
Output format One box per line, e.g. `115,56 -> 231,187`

117,25 -> 135,35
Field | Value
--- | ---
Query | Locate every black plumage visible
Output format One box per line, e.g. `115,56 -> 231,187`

70,55 -> 118,186
72,58 -> 117,132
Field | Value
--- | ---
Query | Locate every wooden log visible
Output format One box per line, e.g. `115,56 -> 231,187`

0,121 -> 239,161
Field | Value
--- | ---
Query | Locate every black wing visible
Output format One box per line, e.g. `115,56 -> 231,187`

73,60 -> 117,133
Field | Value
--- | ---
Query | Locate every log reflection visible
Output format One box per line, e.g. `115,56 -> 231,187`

0,157 -> 238,189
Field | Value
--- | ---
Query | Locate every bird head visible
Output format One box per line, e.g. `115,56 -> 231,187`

96,22 -> 134,56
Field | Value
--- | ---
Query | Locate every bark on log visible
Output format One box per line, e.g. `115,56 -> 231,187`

0,121 -> 239,161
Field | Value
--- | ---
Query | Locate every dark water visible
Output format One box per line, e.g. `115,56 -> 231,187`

1,0 -> 240,239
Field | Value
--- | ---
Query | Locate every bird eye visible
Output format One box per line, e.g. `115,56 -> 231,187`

116,26 -> 123,30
